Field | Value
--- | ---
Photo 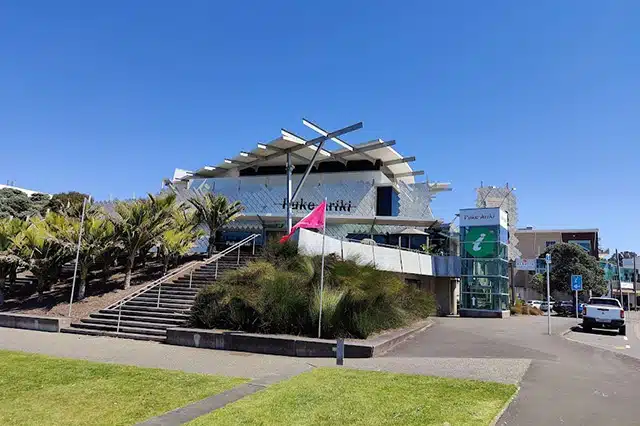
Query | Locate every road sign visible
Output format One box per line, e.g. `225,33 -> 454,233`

571,275 -> 583,291
516,258 -> 537,271
545,253 -> 551,264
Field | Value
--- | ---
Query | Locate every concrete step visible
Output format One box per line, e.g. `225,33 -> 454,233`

90,312 -> 186,326
135,293 -> 196,302
114,304 -> 191,314
81,318 -> 176,330
98,308 -> 190,320
144,288 -> 199,296
61,327 -> 165,342
124,300 -> 192,310
135,296 -> 196,305
68,322 -> 166,336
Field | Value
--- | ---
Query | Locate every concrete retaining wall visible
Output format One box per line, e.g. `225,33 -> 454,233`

0,313 -> 71,332
166,320 -> 433,358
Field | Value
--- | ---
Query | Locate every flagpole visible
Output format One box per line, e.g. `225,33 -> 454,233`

318,198 -> 327,339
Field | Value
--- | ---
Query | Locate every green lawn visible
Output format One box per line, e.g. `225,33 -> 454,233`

189,368 -> 518,426
0,350 -> 247,426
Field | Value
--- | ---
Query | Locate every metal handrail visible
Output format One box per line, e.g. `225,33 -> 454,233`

112,233 -> 260,332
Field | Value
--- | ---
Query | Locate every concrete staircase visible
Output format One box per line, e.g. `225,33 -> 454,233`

61,243 -> 260,342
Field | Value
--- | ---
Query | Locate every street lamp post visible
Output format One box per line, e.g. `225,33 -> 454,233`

546,253 -> 551,335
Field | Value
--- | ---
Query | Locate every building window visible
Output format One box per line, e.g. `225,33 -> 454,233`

545,241 -> 556,247
376,186 -> 399,216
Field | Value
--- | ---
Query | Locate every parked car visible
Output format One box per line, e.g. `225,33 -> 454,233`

582,297 -> 625,335
553,301 -> 577,316
539,298 -> 555,312
527,300 -> 543,309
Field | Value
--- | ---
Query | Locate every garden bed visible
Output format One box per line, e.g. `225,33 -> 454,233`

1,259 -> 193,321
190,242 -> 437,340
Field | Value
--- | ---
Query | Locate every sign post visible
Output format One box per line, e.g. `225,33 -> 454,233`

545,253 -> 551,335
571,275 -> 583,320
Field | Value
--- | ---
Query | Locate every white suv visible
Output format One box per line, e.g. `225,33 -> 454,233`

582,297 -> 625,335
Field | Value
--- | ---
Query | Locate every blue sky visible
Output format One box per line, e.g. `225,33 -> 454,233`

1,1 -> 638,252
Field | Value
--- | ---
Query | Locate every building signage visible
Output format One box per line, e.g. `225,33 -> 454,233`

515,258 -> 537,271
279,198 -> 353,212
464,226 -> 497,257
459,208 -> 507,228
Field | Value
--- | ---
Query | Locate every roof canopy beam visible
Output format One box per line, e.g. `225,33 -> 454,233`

281,129 -> 348,165
393,170 -> 424,178
383,156 -> 415,166
217,122 -> 361,172
258,143 -> 317,164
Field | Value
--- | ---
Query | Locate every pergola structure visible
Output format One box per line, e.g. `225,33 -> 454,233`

173,119 -> 430,233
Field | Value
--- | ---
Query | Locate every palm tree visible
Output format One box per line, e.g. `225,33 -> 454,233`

13,213 -> 73,299
158,229 -> 202,274
68,214 -> 116,300
111,194 -> 176,289
0,218 -> 26,304
188,193 -> 244,257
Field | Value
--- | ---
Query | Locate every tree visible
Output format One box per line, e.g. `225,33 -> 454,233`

188,194 -> 244,257
30,193 -> 51,216
13,213 -> 74,299
47,192 -> 89,216
158,208 -> 203,274
67,213 -> 116,300
0,218 -> 26,304
0,188 -> 37,219
530,273 -> 545,296
158,229 -> 199,274
541,242 -> 607,295
111,194 -> 176,289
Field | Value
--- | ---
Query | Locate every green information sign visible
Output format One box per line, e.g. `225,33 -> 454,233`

464,226 -> 497,257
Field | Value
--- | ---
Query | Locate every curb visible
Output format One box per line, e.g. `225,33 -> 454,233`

490,386 -> 520,426
371,319 -> 434,356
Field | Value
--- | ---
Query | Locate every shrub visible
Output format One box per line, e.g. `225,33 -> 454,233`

190,250 -> 436,339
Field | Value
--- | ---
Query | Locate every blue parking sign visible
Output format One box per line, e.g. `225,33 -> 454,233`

571,275 -> 583,291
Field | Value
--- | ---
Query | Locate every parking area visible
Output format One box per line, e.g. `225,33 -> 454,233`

563,311 -> 640,360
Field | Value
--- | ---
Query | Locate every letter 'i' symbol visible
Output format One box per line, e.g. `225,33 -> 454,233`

472,233 -> 486,252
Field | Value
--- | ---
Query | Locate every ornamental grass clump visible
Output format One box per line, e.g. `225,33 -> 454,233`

191,241 -> 436,338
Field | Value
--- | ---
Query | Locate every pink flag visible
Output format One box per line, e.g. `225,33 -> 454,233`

280,200 -> 327,243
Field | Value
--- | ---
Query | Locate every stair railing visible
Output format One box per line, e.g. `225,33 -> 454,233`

112,233 -> 260,333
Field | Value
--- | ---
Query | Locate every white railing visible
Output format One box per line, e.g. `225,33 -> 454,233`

112,233 -> 260,333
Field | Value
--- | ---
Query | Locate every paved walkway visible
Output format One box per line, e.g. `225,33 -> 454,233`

386,315 -> 640,425
0,327 -> 529,384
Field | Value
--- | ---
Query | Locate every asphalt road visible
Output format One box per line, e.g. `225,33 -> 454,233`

565,310 -> 640,360
386,315 -> 640,425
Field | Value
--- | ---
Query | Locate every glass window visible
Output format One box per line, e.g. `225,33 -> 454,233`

461,259 -> 508,277
545,241 -> 556,247
376,186 -> 399,216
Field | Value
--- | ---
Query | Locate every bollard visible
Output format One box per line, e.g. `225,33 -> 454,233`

237,245 -> 241,265
336,337 -> 344,366
215,260 -> 219,279
189,270 -> 193,289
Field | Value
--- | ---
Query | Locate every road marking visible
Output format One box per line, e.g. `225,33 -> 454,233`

626,345 -> 631,349
624,336 -> 628,341
614,346 -> 627,350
